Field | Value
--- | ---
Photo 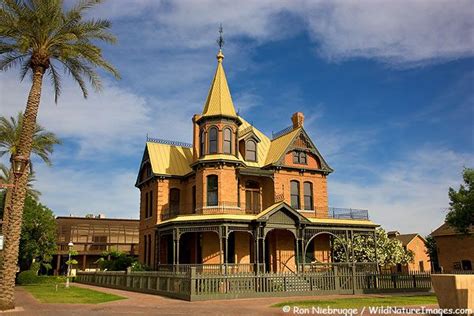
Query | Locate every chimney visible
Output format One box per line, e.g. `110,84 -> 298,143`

192,114 -> 202,161
291,112 -> 304,129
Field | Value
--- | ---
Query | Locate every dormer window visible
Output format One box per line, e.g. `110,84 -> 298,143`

209,127 -> 218,154
223,127 -> 232,154
293,151 -> 307,165
245,140 -> 257,161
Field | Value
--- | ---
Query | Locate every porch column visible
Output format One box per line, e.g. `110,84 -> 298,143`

261,235 -> 265,272
373,229 -> 379,272
157,232 -> 161,265
219,228 -> 223,273
223,226 -> 228,274
295,237 -> 299,272
350,230 -> 356,294
82,254 -> 87,271
255,233 -> 260,274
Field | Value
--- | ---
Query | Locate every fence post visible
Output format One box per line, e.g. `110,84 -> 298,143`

334,265 -> 340,292
352,263 -> 356,294
190,267 -> 196,300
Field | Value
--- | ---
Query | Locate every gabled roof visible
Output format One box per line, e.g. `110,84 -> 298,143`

201,50 -> 237,118
431,223 -> 474,237
146,142 -> 193,176
392,233 -> 421,246
265,128 -> 301,165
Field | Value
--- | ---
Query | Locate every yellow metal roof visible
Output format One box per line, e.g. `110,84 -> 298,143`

265,127 -> 301,165
146,142 -> 193,176
202,51 -> 237,118
197,154 -> 243,163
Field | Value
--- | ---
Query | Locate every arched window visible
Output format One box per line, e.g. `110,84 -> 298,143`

304,182 -> 313,210
223,128 -> 232,154
245,140 -> 257,161
209,127 -> 218,154
245,180 -> 261,213
169,188 -> 180,213
200,129 -> 205,156
290,180 -> 300,209
207,175 -> 218,206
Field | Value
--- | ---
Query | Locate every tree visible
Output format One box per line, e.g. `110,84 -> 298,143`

0,0 -> 119,310
18,195 -> 57,272
446,168 -> 474,234
0,113 -> 61,166
424,235 -> 439,272
0,163 -> 40,202
333,228 -> 414,268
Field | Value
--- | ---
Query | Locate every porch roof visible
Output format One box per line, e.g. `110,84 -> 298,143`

158,201 -> 377,227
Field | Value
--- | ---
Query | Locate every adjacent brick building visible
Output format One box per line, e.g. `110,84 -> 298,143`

136,48 -> 377,272
431,223 -> 474,273
388,231 -> 430,272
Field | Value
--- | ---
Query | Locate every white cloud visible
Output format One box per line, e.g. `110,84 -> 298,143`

0,71 -> 153,157
328,147 -> 473,236
301,0 -> 474,65
33,163 -> 139,218
96,0 -> 474,65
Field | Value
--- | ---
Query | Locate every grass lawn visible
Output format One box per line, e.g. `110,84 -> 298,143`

22,283 -> 126,304
273,294 -> 438,308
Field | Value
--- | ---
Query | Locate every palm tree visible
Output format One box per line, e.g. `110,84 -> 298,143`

0,0 -> 119,310
0,112 -> 61,166
0,163 -> 41,201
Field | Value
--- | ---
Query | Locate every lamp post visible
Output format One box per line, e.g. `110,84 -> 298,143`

66,241 -> 74,288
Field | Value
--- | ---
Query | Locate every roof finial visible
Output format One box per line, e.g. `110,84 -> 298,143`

216,24 -> 225,62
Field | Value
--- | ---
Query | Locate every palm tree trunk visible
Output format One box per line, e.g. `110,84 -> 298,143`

0,68 -> 44,311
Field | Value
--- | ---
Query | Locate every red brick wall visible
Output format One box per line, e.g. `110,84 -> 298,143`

201,232 -> 221,264
435,234 -> 474,273
267,229 -> 296,272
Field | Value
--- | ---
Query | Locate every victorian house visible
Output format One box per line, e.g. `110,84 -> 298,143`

136,48 -> 377,273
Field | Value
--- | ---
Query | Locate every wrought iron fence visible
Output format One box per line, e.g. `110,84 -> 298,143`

146,137 -> 193,148
328,208 -> 369,220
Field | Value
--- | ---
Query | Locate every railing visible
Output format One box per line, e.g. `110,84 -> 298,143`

76,264 -> 432,301
272,125 -> 294,139
156,263 -> 265,275
328,208 -> 369,220
146,136 -> 193,148
160,203 -> 369,221
160,202 -> 259,221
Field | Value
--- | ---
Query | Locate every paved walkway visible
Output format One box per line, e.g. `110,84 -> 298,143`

1,284 -> 439,316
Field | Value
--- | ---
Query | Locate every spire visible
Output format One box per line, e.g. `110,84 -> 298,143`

201,26 -> 237,118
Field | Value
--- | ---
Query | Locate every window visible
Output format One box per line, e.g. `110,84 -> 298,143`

304,182 -> 313,210
419,261 -> 425,272
223,128 -> 232,154
207,175 -> 218,206
148,190 -> 153,217
144,192 -> 149,218
209,127 -> 218,154
144,235 -> 148,264
293,151 -> 307,164
290,180 -> 300,209
192,185 -> 196,213
245,140 -> 257,161
91,236 -> 107,251
245,181 -> 261,213
169,188 -> 180,212
200,129 -> 205,156
147,234 -> 152,267
461,260 -> 472,271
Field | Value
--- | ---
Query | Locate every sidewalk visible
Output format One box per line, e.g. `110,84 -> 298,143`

1,284 -> 439,316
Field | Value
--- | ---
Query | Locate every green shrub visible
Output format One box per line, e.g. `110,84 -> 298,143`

17,270 -> 39,285
36,276 -> 66,284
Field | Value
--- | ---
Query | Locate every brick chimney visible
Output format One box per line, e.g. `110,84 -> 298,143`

291,112 -> 304,129
192,114 -> 202,161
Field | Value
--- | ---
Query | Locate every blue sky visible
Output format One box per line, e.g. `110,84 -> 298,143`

1,0 -> 473,235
